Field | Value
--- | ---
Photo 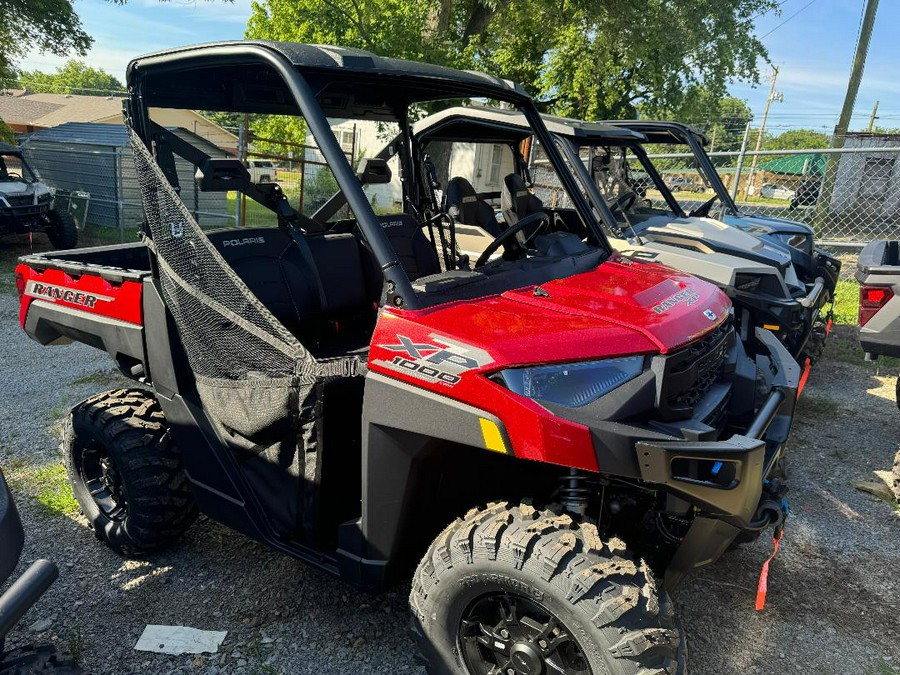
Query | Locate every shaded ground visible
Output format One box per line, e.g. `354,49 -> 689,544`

0,238 -> 898,674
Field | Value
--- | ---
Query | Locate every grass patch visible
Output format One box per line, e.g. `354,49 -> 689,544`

71,370 -> 120,387
797,393 -> 840,418
825,279 -> 900,370
5,461 -> 79,518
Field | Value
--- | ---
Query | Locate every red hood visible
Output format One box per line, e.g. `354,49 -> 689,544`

373,259 -> 730,371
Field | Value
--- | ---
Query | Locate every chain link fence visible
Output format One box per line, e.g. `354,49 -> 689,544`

638,145 -> 900,250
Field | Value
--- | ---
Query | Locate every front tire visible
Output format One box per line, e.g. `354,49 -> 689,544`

63,388 -> 198,555
410,502 -> 683,675
44,209 -> 78,249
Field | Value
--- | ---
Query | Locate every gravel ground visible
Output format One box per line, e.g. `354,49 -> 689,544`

1,247 -> 899,674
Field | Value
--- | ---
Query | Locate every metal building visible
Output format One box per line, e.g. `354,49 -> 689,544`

20,122 -> 235,237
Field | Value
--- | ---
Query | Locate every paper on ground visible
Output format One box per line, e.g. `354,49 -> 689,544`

135,624 -> 228,655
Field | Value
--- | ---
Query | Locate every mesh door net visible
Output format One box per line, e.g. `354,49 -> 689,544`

130,129 -> 323,438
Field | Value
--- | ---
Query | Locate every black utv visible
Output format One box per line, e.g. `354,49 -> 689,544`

0,143 -> 78,249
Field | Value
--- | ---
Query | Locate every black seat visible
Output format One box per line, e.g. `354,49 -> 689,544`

355,214 -> 441,295
206,228 -> 321,341
501,173 -> 545,227
445,177 -> 502,237
304,232 -> 371,319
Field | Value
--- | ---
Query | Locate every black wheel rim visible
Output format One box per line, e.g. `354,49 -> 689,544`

459,592 -> 591,675
79,443 -> 128,521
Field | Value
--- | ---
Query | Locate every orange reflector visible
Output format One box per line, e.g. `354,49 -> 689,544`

762,324 -> 780,331
825,318 -> 833,335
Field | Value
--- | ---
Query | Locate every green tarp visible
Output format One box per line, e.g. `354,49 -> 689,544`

756,153 -> 826,176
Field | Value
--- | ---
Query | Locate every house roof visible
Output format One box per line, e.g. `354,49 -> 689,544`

756,153 -> 826,176
0,92 -> 124,127
22,122 -> 230,157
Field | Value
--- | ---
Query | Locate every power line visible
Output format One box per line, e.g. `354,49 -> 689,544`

759,0 -> 822,40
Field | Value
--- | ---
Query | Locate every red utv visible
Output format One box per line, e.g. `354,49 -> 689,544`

16,41 -> 799,674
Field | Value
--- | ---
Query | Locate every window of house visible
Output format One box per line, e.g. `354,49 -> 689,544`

338,128 -> 356,154
860,157 -> 895,201
488,144 -> 503,185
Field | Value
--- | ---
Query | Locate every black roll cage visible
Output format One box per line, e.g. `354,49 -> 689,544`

125,43 -> 611,310
603,121 -> 742,217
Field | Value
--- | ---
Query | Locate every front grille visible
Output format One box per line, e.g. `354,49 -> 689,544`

656,320 -> 733,420
3,195 -> 33,207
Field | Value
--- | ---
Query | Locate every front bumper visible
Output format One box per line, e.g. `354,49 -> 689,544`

636,328 -> 799,527
636,328 -> 800,587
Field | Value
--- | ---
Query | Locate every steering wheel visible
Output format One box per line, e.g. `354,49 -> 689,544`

475,211 -> 549,268
607,191 -> 637,216
6,172 -> 21,180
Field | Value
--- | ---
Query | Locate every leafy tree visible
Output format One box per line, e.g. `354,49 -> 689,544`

17,60 -> 124,95
0,1 -> 92,86
763,129 -> 829,151
245,0 -> 777,120
0,118 -> 14,144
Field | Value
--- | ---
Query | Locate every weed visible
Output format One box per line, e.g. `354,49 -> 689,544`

67,627 -> 84,663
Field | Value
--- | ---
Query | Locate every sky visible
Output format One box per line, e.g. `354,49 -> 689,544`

17,0 -> 900,135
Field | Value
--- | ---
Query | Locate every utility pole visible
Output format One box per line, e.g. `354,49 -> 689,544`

867,100 -> 880,132
731,122 -> 752,202
817,0 -> 880,225
742,67 -> 781,199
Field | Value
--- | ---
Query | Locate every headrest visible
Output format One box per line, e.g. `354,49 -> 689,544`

501,173 -> 542,219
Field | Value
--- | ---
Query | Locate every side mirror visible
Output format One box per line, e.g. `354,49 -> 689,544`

357,158 -> 391,185
195,158 -> 251,192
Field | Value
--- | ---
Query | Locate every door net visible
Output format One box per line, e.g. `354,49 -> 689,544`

130,129 -> 321,438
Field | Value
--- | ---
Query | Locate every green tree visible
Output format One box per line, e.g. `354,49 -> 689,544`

17,60 -> 124,95
763,129 -> 829,151
0,1 -> 92,86
245,0 -> 777,120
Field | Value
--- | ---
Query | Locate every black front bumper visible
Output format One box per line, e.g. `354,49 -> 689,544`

636,328 -> 800,587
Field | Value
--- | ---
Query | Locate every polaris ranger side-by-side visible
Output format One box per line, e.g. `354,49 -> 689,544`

602,121 -> 841,361
16,42 -> 799,675
0,143 -> 78,249
407,107 -> 822,364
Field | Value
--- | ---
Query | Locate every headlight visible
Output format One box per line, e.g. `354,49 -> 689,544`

776,232 -> 809,251
494,356 -> 644,407
734,273 -> 761,292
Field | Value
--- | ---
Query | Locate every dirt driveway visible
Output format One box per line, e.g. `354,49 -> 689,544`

0,241 -> 898,675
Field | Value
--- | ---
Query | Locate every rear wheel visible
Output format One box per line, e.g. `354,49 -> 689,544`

63,388 -> 197,555
410,502 -> 683,675
44,209 -> 78,250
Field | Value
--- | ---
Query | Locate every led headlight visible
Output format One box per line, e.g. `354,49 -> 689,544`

734,273 -> 761,292
775,232 -> 810,252
495,356 -> 644,407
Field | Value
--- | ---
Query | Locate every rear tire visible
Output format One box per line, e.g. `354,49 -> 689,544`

0,646 -> 83,674
410,502 -> 683,675
44,209 -> 78,250
63,388 -> 197,555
